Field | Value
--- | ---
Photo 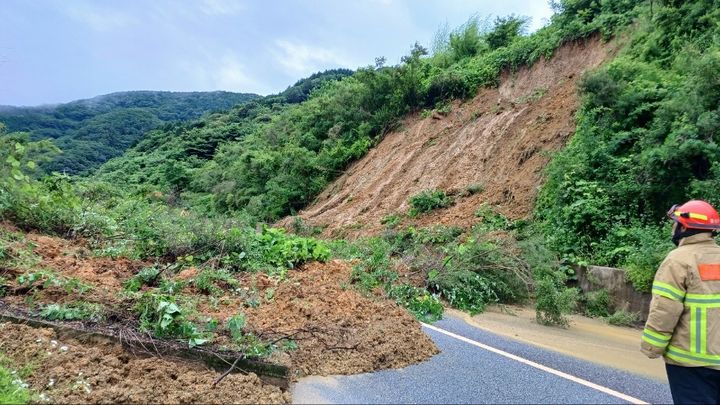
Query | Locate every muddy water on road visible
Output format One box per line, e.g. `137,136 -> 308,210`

452,306 -> 667,381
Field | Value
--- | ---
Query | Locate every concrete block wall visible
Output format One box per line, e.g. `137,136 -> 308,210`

574,265 -> 652,322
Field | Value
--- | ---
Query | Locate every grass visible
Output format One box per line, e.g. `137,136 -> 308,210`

0,360 -> 30,405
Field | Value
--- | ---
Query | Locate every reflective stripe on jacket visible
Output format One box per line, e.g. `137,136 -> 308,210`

641,233 -> 720,370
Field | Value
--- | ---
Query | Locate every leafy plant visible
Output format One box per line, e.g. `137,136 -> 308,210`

123,266 -> 161,292
474,203 -> 512,230
535,275 -> 579,327
194,269 -> 238,296
133,292 -> 209,347
408,190 -> 453,216
584,289 -> 611,318
381,214 -> 402,229
16,269 -> 92,295
606,309 -> 640,327
388,284 -> 443,322
40,302 -> 104,322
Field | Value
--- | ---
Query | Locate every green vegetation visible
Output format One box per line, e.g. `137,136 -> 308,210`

5,1 -> 716,335
89,3 -> 635,224
537,0 -> 720,290
0,126 -> 330,348
584,289 -> 611,318
0,362 -> 30,405
0,91 -> 259,174
408,190 -> 454,216
16,269 -> 92,295
606,309 -> 640,326
133,292 -> 210,348
40,302 -> 105,322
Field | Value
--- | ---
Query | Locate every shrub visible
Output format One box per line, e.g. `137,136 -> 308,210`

408,190 -> 453,216
474,203 -> 512,230
133,292 -> 209,347
584,289 -> 611,318
16,269 -> 92,295
535,275 -> 579,327
606,309 -> 640,327
429,268 -> 495,315
194,268 -> 238,296
123,266 -> 162,292
380,214 -> 402,229
388,284 -> 443,322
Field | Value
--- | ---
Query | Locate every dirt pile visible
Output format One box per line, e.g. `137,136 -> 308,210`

246,260 -> 439,376
0,322 -> 290,404
1,227 -> 438,396
282,36 -> 615,238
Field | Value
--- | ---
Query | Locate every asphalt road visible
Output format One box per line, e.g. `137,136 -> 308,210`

292,314 -> 673,404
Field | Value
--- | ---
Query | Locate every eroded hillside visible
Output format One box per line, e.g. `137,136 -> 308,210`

286,36 -> 614,238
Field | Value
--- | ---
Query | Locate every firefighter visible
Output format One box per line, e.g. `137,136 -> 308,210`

642,200 -> 720,404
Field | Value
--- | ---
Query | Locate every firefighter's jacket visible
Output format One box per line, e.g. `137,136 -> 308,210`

642,233 -> 720,370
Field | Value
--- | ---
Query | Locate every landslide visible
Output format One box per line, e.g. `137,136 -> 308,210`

0,322 -> 290,404
286,36 -> 614,238
0,226 -> 437,401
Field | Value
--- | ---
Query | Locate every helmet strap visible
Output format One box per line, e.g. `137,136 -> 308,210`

672,225 -> 711,246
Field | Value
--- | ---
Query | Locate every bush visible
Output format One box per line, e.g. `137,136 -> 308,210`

537,2 -> 720,274
606,309 -> 640,326
408,190 -> 453,216
133,292 -> 209,347
535,275 -> 579,327
584,289 -> 611,318
429,268 -> 495,315
388,284 -> 443,322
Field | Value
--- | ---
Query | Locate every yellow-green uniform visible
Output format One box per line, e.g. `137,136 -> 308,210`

642,233 -> 720,368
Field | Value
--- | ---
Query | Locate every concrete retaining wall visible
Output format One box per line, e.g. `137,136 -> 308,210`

574,265 -> 652,322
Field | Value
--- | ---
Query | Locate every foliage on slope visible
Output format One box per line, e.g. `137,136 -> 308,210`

537,0 -> 720,290
92,69 -> 354,207
0,91 -> 259,174
95,1 -> 638,223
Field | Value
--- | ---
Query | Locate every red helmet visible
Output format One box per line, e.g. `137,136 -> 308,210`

667,200 -> 720,230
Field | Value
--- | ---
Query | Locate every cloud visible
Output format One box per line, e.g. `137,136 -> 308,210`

198,0 -> 246,16
273,39 -> 353,76
60,2 -> 137,31
180,52 -> 269,94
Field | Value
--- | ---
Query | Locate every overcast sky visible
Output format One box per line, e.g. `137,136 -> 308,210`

1,0 -> 554,106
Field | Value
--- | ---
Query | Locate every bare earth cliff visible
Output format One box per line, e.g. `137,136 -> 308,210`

283,36 -> 615,238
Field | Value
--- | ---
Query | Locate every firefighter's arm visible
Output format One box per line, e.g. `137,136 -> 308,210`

641,257 -> 687,358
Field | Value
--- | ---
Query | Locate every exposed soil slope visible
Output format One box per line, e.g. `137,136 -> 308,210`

284,37 -> 614,238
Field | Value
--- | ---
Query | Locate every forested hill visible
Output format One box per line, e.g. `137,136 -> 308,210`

0,91 -> 258,174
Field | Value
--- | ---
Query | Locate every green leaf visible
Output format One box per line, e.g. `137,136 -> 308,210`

6,156 -> 20,168
160,313 -> 174,329
26,161 -> 36,169
188,337 -> 208,348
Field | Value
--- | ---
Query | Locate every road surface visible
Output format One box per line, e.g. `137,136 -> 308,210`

292,314 -> 672,404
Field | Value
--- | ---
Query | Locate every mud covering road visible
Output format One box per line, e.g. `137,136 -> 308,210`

292,313 -> 673,404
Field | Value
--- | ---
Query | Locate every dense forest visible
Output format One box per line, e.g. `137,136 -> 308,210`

0,91 -> 258,174
2,0 -> 720,333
